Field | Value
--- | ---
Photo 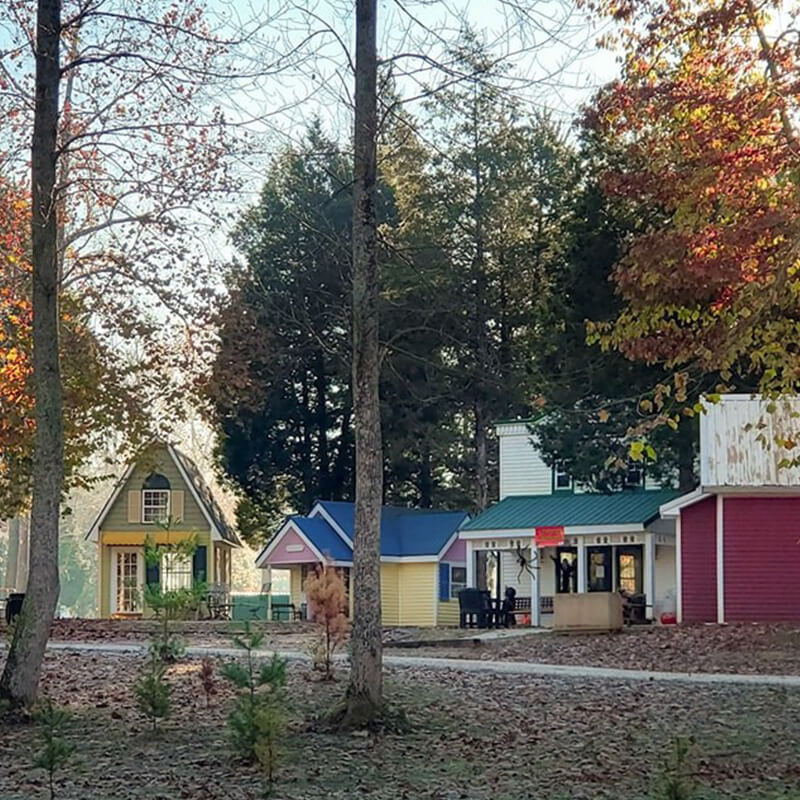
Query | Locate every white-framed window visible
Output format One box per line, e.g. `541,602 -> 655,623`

142,489 -> 170,523
161,552 -> 193,591
450,566 -> 467,599
554,465 -> 572,491
625,461 -> 644,488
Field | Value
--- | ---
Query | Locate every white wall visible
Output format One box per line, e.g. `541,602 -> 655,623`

700,394 -> 800,488
498,423 -> 552,499
498,549 -> 534,597
654,545 -> 676,617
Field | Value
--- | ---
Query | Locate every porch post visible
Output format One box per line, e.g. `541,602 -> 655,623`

531,539 -> 540,627
466,540 -> 475,588
716,495 -> 725,624
265,565 -> 272,621
577,539 -> 587,593
675,515 -> 683,624
644,532 -> 655,620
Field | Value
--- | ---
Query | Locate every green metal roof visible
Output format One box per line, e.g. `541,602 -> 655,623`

461,489 -> 680,531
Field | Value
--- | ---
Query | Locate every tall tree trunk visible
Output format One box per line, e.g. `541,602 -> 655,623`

342,0 -> 382,728
419,447 -> 433,509
0,0 -> 63,709
474,402 -> 489,511
314,349 -> 331,497
16,515 -> 30,591
4,517 -> 20,591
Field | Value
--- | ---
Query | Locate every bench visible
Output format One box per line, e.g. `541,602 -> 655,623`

270,602 -> 304,622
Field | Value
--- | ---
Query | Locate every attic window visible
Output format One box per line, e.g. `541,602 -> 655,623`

142,473 -> 170,523
554,465 -> 572,491
625,461 -> 644,489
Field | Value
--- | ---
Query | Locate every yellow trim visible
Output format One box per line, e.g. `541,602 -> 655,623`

101,531 -> 202,546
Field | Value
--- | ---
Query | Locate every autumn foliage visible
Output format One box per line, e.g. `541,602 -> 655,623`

0,181 -> 142,515
585,0 -> 800,395
304,564 -> 349,680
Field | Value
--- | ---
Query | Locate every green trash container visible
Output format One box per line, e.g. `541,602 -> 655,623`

231,593 -> 290,621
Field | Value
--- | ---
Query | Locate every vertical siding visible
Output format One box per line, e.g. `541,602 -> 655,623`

498,429 -> 552,498
380,564 -> 400,625
397,563 -> 436,626
724,497 -> 800,621
680,497 -> 717,622
102,445 -> 208,533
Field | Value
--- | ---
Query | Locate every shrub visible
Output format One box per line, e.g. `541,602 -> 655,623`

655,736 -> 696,800
32,700 -> 74,800
221,622 -> 288,772
198,657 -> 216,708
133,653 -> 171,732
303,563 -> 348,679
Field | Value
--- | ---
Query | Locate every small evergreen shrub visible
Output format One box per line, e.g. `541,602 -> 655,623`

221,622 -> 288,774
133,653 -> 172,732
32,699 -> 74,800
655,735 -> 696,800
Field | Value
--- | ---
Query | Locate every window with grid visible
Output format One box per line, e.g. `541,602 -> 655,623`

161,552 -> 193,591
142,490 -> 170,523
450,566 -> 467,599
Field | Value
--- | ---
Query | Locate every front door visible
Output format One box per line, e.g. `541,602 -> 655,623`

111,548 -> 144,614
586,546 -> 612,592
555,546 -> 578,593
616,545 -> 643,595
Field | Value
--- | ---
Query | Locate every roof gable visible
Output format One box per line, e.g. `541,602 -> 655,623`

461,489 -> 680,532
86,442 -> 240,546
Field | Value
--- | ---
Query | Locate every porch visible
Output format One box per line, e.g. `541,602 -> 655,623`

460,530 -> 676,627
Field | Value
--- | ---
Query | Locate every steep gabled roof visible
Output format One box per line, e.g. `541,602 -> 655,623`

460,489 -> 680,532
85,442 -> 241,546
290,515 -> 352,561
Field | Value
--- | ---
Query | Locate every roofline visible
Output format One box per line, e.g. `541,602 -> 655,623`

255,518 -> 327,568
436,513 -> 471,559
459,523 -> 646,539
309,502 -> 354,548
85,462 -> 136,542
659,488 -> 708,518
169,444 -> 241,547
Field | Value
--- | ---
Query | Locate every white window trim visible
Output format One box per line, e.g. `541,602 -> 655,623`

110,547 -> 144,614
554,466 -> 573,491
142,489 -> 170,525
161,551 -> 193,591
450,564 -> 467,600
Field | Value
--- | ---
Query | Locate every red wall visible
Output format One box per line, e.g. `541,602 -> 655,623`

724,497 -> 800,621
681,496 -> 717,623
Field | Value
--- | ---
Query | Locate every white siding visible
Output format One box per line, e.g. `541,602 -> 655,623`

499,549 -> 533,597
700,395 -> 800,488
654,544 -> 676,616
498,423 -> 552,499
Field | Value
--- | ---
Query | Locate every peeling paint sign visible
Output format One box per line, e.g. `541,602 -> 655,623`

700,395 -> 800,487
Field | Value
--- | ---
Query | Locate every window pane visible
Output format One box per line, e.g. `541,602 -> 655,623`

161,552 -> 193,591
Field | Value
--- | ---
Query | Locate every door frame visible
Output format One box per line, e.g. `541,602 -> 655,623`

615,544 -> 644,595
586,545 -> 613,593
110,546 -> 145,615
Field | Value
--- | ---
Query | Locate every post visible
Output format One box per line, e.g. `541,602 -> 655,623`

644,533 -> 655,620
466,540 -> 475,588
531,542 -> 540,627
675,515 -> 682,623
577,540 -> 587,593
716,495 -> 725,623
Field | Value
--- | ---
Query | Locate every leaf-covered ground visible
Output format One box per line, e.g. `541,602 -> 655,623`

1,649 -> 800,799
41,619 -> 800,675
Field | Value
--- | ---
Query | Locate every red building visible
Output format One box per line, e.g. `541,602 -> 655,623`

661,395 -> 800,623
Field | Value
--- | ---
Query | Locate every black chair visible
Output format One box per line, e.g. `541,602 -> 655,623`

458,588 -> 492,628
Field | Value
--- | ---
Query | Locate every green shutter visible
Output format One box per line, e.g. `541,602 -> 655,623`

193,546 -> 207,585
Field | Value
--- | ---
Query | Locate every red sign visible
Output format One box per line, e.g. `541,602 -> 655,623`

535,526 -> 565,547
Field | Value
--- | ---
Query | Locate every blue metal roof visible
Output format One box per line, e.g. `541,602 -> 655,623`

315,501 -> 469,557
460,489 -> 680,532
290,515 -> 352,561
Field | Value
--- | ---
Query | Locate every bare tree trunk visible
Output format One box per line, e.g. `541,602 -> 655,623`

341,0 -> 382,729
4,517 -> 20,591
474,402 -> 489,511
16,515 -> 30,591
0,0 -> 63,709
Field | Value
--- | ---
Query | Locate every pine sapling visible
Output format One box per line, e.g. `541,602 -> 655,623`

133,653 -> 171,732
657,735 -> 697,800
303,563 -> 349,679
32,700 -> 74,800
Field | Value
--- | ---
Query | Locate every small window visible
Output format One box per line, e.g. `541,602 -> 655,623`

625,461 -> 644,488
142,490 -> 170,523
161,552 -> 193,591
554,465 -> 572,491
450,566 -> 467,599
